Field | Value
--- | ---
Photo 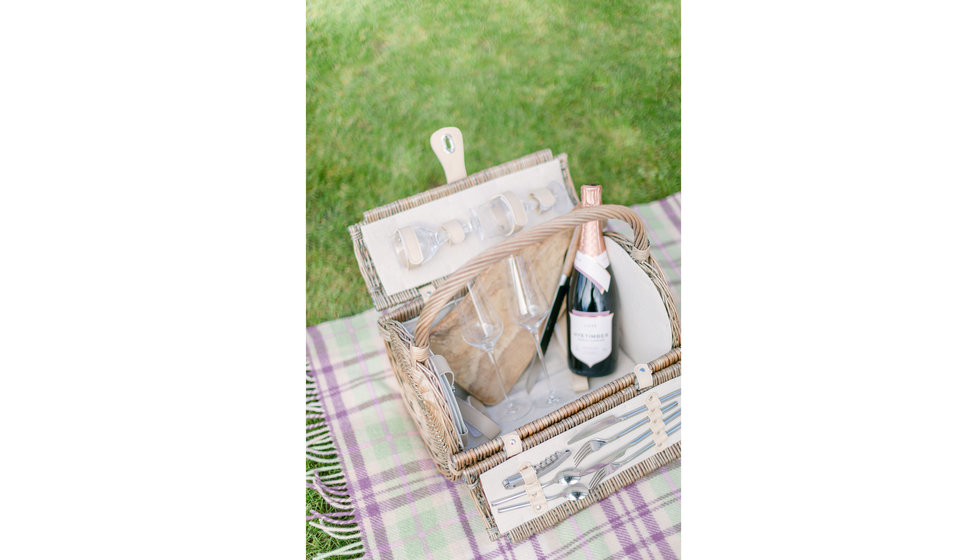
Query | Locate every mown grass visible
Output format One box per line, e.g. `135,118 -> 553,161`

307,0 -> 679,556
307,0 -> 680,326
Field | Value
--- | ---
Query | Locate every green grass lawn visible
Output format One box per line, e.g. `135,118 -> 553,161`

307,0 -> 679,556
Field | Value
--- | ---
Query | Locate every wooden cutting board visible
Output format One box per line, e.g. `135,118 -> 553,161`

429,229 -> 572,405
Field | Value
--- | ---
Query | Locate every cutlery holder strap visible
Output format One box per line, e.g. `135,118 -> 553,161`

645,392 -> 664,425
519,462 -> 548,511
412,204 -> 651,356
645,392 -> 670,450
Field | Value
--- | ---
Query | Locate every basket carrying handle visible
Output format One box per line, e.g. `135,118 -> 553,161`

429,127 -> 467,183
412,204 -> 651,356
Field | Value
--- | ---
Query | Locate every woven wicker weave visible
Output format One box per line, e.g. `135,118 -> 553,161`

352,148 -> 681,541
375,203 -> 681,541
349,149 -> 574,311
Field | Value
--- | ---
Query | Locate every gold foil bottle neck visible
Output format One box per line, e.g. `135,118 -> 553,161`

578,184 -> 606,257
581,184 -> 603,207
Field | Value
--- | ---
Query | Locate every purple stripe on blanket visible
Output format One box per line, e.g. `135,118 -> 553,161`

659,197 -> 681,233
308,326 -> 394,558
344,315 -> 407,558
598,492 -> 639,559
625,482 -> 678,560
645,222 -> 682,279
442,476 -> 487,559
318,393 -> 403,426
306,195 -> 682,559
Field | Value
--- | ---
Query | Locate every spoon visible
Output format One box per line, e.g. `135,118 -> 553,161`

490,467 -> 585,507
490,412 -> 680,507
496,483 -> 591,513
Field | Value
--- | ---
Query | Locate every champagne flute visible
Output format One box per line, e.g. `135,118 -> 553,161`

459,281 -> 532,422
506,255 -> 574,408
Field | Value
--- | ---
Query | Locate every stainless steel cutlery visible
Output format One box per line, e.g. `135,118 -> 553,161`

588,422 -> 682,488
572,402 -> 679,467
493,406 -> 681,512
566,388 -> 681,445
501,448 -> 572,489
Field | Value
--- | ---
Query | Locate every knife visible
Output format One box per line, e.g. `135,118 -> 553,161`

501,448 -> 572,489
566,389 -> 682,444
539,226 -> 581,357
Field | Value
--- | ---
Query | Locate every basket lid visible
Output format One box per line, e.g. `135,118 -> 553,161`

348,140 -> 580,312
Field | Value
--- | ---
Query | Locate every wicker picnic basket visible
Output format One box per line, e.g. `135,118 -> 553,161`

348,130 -> 681,542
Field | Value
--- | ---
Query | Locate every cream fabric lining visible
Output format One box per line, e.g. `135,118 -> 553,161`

388,219 -> 679,533
480,376 -> 682,535
606,239 -> 673,363
360,159 -> 573,295
397,231 -> 675,448
479,237 -> 672,436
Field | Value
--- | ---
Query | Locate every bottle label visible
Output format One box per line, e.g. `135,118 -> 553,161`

569,310 -> 614,367
573,251 -> 611,293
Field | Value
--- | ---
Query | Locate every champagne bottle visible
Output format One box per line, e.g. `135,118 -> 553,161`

566,184 -> 617,377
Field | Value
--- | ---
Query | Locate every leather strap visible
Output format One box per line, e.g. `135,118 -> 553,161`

429,127 -> 467,183
634,363 -> 653,390
519,462 -> 548,512
456,396 -> 501,439
502,432 -> 522,458
645,392 -> 669,451
395,226 -> 424,267
530,186 -> 557,211
440,219 -> 466,245
497,191 -> 528,234
418,283 -> 436,303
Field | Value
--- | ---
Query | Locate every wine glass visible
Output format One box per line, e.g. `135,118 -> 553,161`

390,184 -> 569,269
391,201 -> 515,269
459,281 -> 532,422
506,254 -> 573,408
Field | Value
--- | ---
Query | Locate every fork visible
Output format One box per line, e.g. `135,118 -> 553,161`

588,421 -> 682,489
567,388 -> 681,445
572,401 -> 679,467
496,444 -> 621,513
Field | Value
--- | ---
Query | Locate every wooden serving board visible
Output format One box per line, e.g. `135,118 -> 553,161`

429,229 -> 573,405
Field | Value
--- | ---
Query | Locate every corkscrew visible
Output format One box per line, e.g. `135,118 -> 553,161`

501,449 -> 572,490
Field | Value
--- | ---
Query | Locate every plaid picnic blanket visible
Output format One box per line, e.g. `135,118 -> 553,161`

306,193 -> 681,559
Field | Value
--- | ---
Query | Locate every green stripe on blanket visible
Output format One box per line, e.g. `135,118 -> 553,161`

307,194 -> 681,559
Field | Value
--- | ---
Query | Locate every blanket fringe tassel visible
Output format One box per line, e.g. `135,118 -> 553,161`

311,542 -> 366,559
307,358 -> 364,558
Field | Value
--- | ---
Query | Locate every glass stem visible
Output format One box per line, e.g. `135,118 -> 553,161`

485,349 -> 511,404
533,332 -> 554,393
